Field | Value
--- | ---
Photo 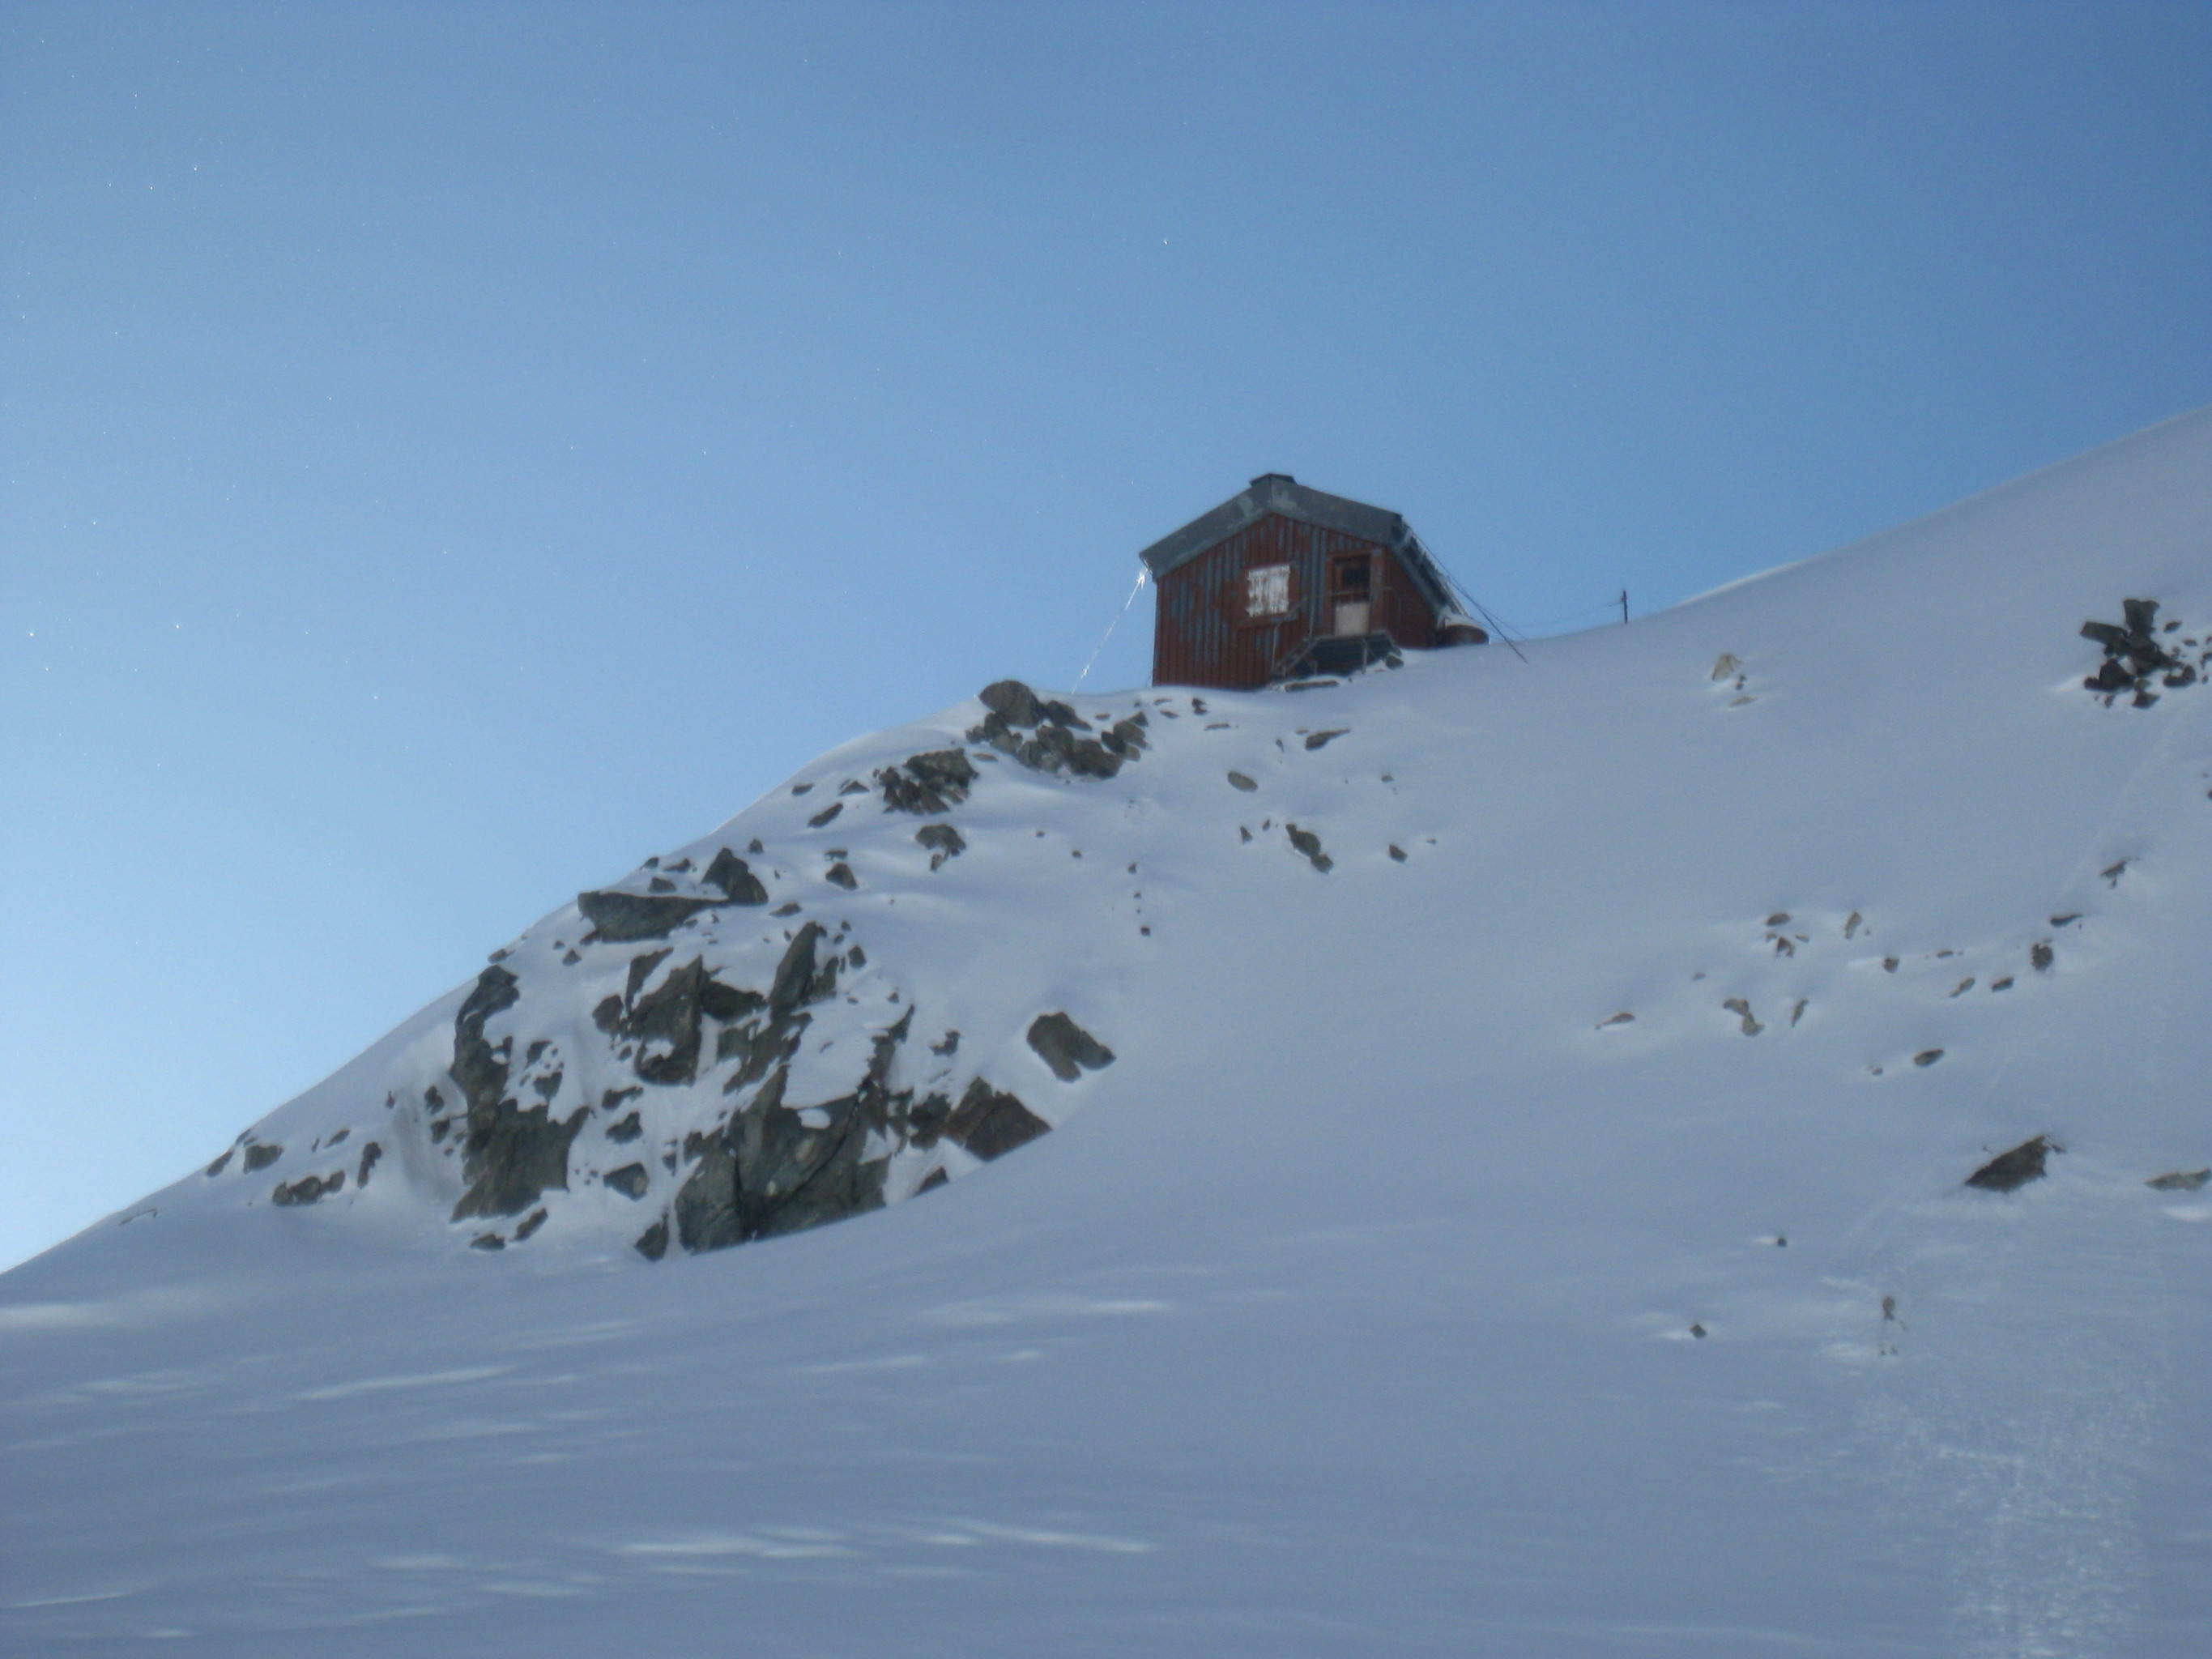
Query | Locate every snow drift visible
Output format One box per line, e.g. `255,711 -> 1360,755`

4,409 -> 2210,1657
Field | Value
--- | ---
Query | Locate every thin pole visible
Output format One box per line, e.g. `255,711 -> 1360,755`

1619,590 -> 1629,625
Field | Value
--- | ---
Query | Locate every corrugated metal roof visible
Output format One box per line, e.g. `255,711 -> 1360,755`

1138,475 -> 1459,617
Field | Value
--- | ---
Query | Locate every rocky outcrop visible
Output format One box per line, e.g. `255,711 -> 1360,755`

224,683 -> 1130,1262
577,889 -> 722,942
700,847 -> 768,905
272,1171 -> 343,1206
965,680 -> 1145,779
915,823 -> 965,869
450,966 -> 590,1222
2081,598 -> 2206,707
941,1077 -> 1051,1160
876,749 -> 977,814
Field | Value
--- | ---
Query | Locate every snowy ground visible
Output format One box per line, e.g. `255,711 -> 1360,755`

4,409 -> 2210,1657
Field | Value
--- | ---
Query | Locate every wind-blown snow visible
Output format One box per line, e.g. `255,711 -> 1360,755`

4,409 -> 2210,1657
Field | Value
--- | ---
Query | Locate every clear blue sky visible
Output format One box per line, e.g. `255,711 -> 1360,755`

5,1 -> 2209,1270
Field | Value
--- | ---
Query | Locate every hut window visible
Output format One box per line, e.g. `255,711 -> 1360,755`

1245,563 -> 1291,619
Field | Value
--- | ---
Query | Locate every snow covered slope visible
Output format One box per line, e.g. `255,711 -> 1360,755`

5,409 -> 2210,1657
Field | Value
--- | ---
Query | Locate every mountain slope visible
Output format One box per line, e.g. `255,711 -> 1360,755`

4,408 -> 2210,1657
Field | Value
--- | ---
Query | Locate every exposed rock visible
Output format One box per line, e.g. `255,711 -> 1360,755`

675,1066 -> 889,1254
1721,998 -> 1762,1036
625,957 -> 714,1085
356,1141 -> 381,1186
825,862 -> 858,890
634,1218 -> 669,1260
605,1111 -> 643,1144
450,965 -> 590,1222
2145,1168 -> 2210,1192
978,679 -> 1043,727
204,1149 -> 232,1177
701,847 -> 769,905
1227,770 -> 1258,791
1102,717 -> 1150,758
1597,1012 -> 1634,1028
1284,823 -> 1333,872
944,1077 -> 1051,1160
1027,1012 -> 1115,1081
1303,729 -> 1348,750
470,1232 -> 505,1251
2080,599 -> 2202,704
967,686 -> 1123,779
514,1208 -> 548,1240
1912,1048 -> 1945,1068
604,1162 -> 650,1199
807,801 -> 844,829
1387,844 -> 1407,861
578,890 -> 720,942
876,749 -> 978,814
1966,1135 -> 2060,1192
915,1166 -> 950,1195
916,823 -> 966,869
271,1171 -> 343,1207
243,1142 -> 283,1172
648,876 -> 676,893
2031,940 -> 2054,972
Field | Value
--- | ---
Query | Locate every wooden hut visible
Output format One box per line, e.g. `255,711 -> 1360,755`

1139,474 -> 1485,691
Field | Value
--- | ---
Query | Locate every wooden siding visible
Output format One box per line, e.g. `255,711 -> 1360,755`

1151,512 -> 1443,690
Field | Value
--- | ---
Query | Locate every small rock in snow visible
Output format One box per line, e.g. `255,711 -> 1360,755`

604,1163 -> 650,1199
2146,1169 -> 2210,1192
1284,823 -> 1332,872
1966,1135 -> 2059,1192
1027,1013 -> 1115,1081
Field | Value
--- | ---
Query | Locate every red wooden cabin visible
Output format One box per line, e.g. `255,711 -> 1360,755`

1140,474 -> 1485,691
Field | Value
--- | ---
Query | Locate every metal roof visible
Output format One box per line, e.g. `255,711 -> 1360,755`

1138,474 -> 1460,617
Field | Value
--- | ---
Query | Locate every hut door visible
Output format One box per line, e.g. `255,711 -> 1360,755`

1329,554 -> 1373,636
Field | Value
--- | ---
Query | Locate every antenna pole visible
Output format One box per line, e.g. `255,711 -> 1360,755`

1619,590 -> 1629,625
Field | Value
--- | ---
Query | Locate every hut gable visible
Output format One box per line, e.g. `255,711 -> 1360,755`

1140,475 -> 1483,691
